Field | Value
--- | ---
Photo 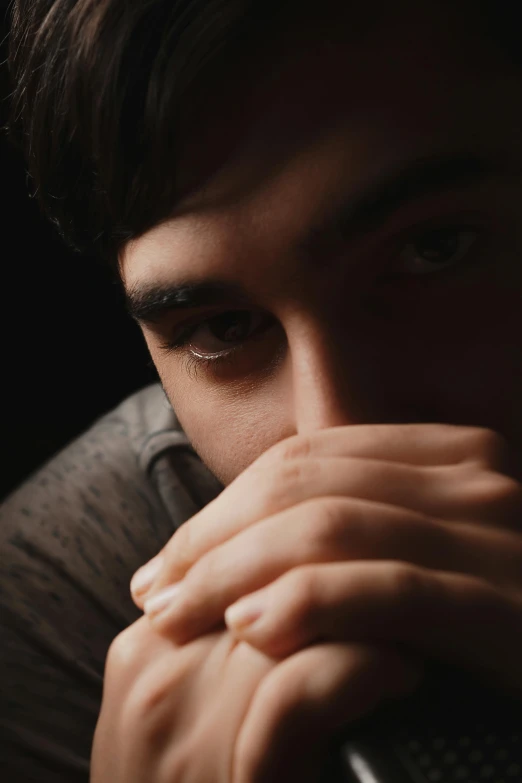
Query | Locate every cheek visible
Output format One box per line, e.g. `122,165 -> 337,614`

156,359 -> 294,485
391,279 -> 522,432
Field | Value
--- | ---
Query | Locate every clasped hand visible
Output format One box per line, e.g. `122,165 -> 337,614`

92,424 -> 522,783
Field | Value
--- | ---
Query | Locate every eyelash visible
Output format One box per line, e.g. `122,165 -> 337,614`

179,346 -> 240,379
160,218 -> 488,375
158,324 -> 248,375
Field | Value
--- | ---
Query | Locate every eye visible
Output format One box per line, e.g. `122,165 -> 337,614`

399,227 -> 479,275
176,310 -> 271,357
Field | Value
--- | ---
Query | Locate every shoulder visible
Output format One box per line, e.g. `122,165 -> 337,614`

0,384 -> 221,781
2,383 -> 221,585
1,384 -> 208,602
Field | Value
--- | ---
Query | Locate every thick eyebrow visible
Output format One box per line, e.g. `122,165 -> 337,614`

302,153 -> 500,251
126,280 -> 253,324
127,153 -> 501,325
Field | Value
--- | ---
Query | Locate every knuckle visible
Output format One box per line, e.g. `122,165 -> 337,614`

273,433 -> 313,463
386,562 -> 426,603
264,458 -> 315,511
301,498 -> 348,553
126,669 -> 172,727
126,681 -> 165,730
106,619 -> 147,674
123,656 -> 191,743
283,565 -> 320,623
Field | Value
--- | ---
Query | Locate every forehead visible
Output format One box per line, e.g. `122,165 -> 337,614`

121,2 -> 517,291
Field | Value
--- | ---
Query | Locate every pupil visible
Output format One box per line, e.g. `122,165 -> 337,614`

211,311 -> 251,342
417,229 -> 458,263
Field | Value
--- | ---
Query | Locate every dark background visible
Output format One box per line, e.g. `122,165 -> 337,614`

0,5 -> 156,501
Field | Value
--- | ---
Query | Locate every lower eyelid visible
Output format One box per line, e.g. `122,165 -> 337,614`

181,349 -> 237,378
186,319 -> 282,373
188,345 -> 239,361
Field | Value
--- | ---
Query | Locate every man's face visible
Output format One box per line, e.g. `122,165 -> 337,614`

121,1 -> 522,485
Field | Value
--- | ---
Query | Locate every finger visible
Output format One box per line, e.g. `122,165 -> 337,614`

224,561 -> 522,692
233,643 -> 422,783
132,446 -> 519,607
142,497 -> 522,642
98,622 -> 274,783
268,423 -> 511,471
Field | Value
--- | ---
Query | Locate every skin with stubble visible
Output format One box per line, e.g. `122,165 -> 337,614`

92,2 -> 522,782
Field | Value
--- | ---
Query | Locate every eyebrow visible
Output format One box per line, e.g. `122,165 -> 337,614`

126,280 -> 253,324
126,153 -> 499,325
304,153 -> 497,250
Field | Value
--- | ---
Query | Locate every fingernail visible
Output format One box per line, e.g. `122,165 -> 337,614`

225,598 -> 263,631
144,582 -> 182,617
130,554 -> 163,597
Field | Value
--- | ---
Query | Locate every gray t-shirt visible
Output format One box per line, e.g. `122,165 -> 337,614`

0,385 -> 223,782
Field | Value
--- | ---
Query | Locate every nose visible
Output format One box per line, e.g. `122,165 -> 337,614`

289,323 -> 374,434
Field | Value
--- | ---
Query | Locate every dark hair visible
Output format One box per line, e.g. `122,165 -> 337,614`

8,0 -> 292,262
7,0 -> 522,264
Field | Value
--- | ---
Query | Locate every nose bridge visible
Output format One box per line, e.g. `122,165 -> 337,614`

289,319 -> 367,433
